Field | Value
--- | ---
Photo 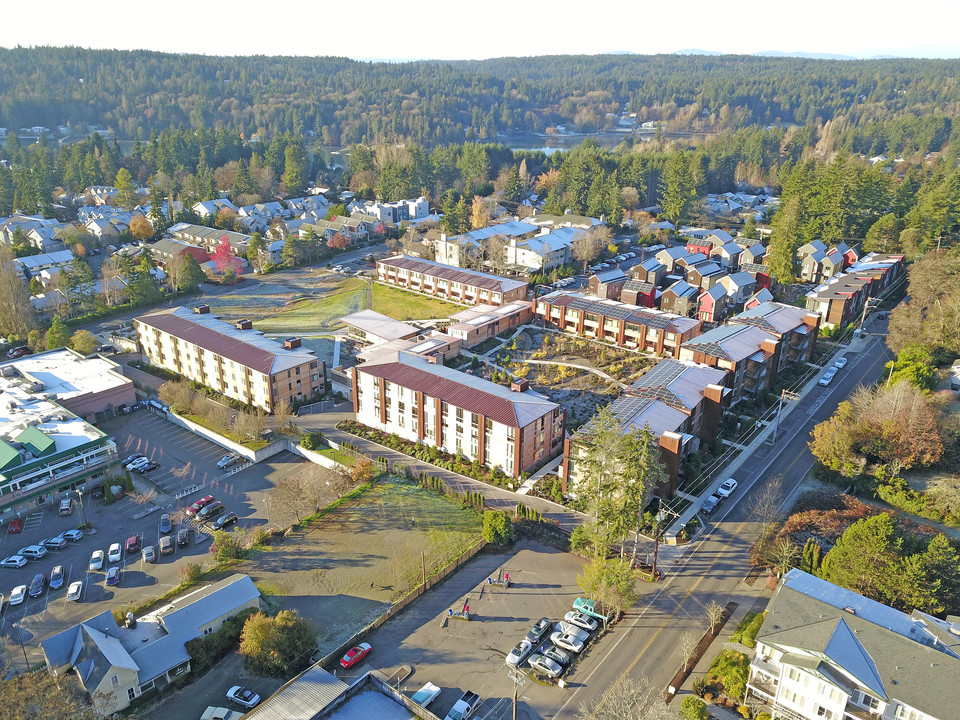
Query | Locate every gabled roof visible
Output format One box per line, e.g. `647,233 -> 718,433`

719,271 -> 757,290
358,352 -> 557,428
701,284 -> 728,301
629,358 -> 727,411
622,279 -> 655,294
730,301 -> 816,335
593,268 -> 626,284
664,280 -> 699,300
378,255 -> 527,295
540,291 -> 700,333
681,323 -> 776,362
575,394 -> 688,441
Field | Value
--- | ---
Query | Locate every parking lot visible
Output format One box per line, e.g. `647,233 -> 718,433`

103,410 -> 237,498
356,539 -> 592,720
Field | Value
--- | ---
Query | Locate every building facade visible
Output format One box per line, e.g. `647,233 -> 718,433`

352,352 -> 564,478
134,306 -> 326,412
376,255 -> 528,306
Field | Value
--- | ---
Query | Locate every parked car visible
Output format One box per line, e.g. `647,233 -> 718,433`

6,346 -> 31,359
107,543 -> 122,563
554,621 -> 590,642
340,642 -> 372,668
834,356 -> 848,369
186,495 -> 216,517
50,565 -> 65,590
28,572 -> 48,598
7,517 -> 23,534
96,344 -> 116,354
539,644 -> 571,667
701,494 -> 722,514
525,617 -> 553,645
42,536 -> 67,550
818,368 -> 837,387
9,584 -> 26,605
197,501 -> 225,521
122,453 -> 145,466
1,555 -> 27,569
549,631 -> 584,654
138,461 -> 160,473
66,580 -> 83,601
89,550 -> 105,570
125,534 -> 140,553
159,536 -> 174,556
217,453 -> 241,470
506,640 -> 533,668
226,686 -> 261,709
105,566 -> 121,586
19,545 -> 48,560
61,529 -> 84,542
159,514 -> 172,534
563,611 -> 599,632
177,527 -> 192,547
527,653 -> 563,678
717,478 -> 738,498
211,512 -> 238,531
89,484 -> 105,500
142,545 -> 156,563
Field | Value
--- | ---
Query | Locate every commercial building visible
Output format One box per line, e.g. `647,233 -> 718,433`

352,351 -> 564,478
134,306 -> 327,412
42,574 -> 261,717
0,350 -> 123,511
533,292 -> 702,358
376,255 -> 528,306
747,569 -> 959,720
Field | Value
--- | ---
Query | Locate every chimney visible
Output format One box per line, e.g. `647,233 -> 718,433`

193,304 -> 210,314
235,319 -> 252,330
283,337 -> 302,350
510,379 -> 529,393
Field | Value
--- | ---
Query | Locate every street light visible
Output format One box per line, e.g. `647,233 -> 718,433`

77,488 -> 86,528
12,623 -> 29,668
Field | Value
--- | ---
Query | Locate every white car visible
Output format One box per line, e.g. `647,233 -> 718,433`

550,631 -> 585,653
554,621 -> 590,642
506,640 -> 533,668
818,369 -> 837,387
9,584 -> 26,605
834,356 -> 848,369
89,550 -> 105,570
527,653 -> 563,678
226,686 -> 261,709
716,478 -> 738,498
66,580 -> 83,601
563,611 -> 599,632
108,543 -> 122,563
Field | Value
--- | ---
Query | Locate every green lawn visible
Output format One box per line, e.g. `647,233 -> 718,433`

253,278 -> 368,333
371,283 -> 461,321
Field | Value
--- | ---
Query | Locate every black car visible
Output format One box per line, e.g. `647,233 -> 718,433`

138,461 -> 160,473
29,572 -> 48,598
211,512 -> 238,531
89,484 -> 105,500
525,617 -> 553,645
177,527 -> 192,547
197,501 -> 225,521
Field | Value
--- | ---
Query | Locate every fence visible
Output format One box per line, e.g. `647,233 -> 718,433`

317,539 -> 486,669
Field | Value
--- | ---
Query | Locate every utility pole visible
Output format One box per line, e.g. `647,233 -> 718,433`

507,667 -> 526,720
772,389 -> 785,444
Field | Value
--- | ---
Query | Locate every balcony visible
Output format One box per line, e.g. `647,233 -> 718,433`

843,704 -> 881,720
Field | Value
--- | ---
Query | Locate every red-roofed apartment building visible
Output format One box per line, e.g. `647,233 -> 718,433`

134,305 -> 327,412
352,352 -> 564,478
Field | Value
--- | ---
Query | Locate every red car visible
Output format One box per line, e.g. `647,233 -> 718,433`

8,517 -> 24,534
186,495 -> 216,517
125,534 -> 140,553
340,642 -> 371,668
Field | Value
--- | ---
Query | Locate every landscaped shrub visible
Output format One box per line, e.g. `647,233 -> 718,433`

185,608 -> 256,675
729,612 -> 758,644
300,431 -> 324,450
707,650 -> 750,701
482,510 -> 512,545
680,696 -> 708,720
740,612 -> 765,649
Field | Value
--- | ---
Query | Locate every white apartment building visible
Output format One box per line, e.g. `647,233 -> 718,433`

748,570 -> 959,720
134,306 -> 326,412
351,352 -> 564,478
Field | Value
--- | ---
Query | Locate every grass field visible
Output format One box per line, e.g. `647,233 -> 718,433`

253,278 -> 368,333
245,477 -> 482,653
371,282 -> 461,321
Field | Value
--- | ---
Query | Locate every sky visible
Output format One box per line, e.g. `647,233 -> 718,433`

3,0 -> 959,61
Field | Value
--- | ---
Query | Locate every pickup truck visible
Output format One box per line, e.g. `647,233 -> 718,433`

411,681 -> 441,708
573,597 -> 612,623
200,707 -> 245,720
444,690 -> 482,720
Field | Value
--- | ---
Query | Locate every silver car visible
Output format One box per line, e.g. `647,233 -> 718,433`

528,653 -> 563,678
506,640 -> 533,667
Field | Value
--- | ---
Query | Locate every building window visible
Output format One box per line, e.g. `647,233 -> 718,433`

896,707 -> 923,720
203,626 -> 213,635
816,708 -> 834,720
111,675 -> 120,689
127,688 -> 137,701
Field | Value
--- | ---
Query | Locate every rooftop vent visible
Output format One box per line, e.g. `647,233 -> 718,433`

235,319 -> 252,330
843,606 -> 857,615
193,304 -> 211,314
125,611 -> 136,629
283,337 -> 301,350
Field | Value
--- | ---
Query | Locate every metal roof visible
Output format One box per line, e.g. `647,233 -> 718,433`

231,666 -> 348,720
340,310 -> 419,341
378,255 -> 527,294
682,323 -> 776,362
630,358 -> 727,411
359,352 -> 557,428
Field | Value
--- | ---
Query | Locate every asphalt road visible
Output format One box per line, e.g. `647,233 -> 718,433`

546,318 -> 896,716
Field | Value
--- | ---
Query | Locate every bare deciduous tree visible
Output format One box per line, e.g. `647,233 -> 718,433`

678,631 -> 698,670
270,475 -> 309,526
575,673 -> 675,720
749,475 -> 784,562
273,400 -> 293,432
770,537 -> 800,578
705,601 -> 725,632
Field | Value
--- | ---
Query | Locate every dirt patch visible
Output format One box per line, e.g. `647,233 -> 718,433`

243,478 -> 481,653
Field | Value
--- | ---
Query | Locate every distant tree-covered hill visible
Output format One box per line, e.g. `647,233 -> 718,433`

1,47 -> 959,153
